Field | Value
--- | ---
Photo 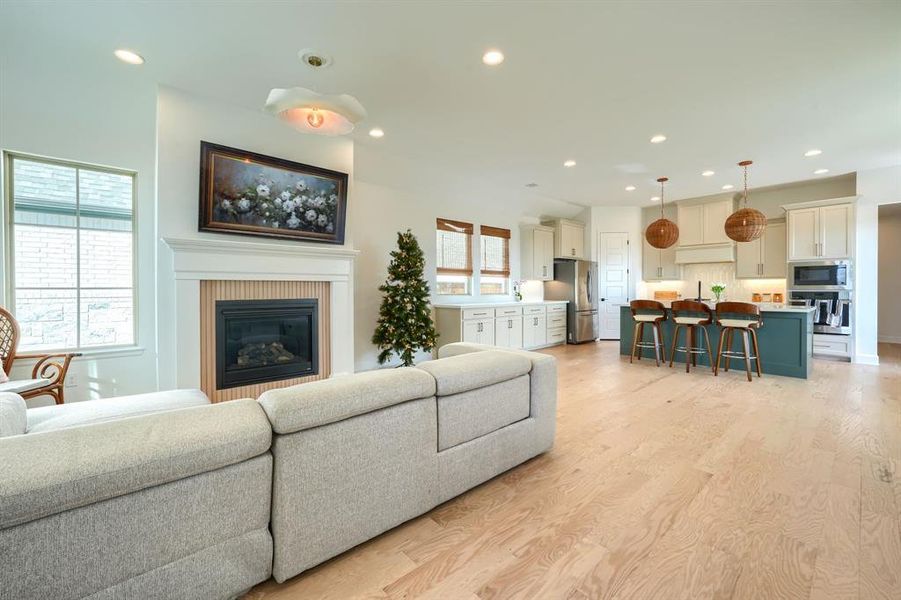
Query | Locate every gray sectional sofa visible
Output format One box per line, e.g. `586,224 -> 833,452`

0,343 -> 556,598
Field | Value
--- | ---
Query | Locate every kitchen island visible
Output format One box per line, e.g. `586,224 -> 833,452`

619,304 -> 815,379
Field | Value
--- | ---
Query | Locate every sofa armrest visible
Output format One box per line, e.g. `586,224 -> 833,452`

0,398 -> 271,530
258,369 -> 436,434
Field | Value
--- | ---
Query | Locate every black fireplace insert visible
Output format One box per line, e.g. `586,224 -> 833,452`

215,298 -> 318,390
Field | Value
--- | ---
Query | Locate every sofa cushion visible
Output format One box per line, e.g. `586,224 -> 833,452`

437,374 -> 530,451
259,368 -> 436,434
417,350 -> 531,396
0,393 -> 27,438
26,388 -> 210,434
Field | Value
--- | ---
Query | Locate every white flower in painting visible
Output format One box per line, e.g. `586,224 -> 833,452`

287,214 -> 301,228
279,190 -> 292,201
272,222 -> 280,228
274,198 -> 283,206
256,184 -> 270,198
236,198 -> 251,212
312,196 -> 325,208
220,199 -> 232,210
295,180 -> 308,192
326,222 -> 334,233
317,214 -> 328,226
329,194 -> 338,205
305,209 -> 318,222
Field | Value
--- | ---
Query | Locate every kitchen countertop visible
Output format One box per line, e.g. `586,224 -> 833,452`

646,300 -> 815,313
433,300 -> 568,309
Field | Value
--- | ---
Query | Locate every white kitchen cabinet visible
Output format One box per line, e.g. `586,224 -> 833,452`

494,316 -> 523,348
677,199 -> 734,247
543,218 -> 586,259
523,314 -> 547,348
461,317 -> 495,345
736,221 -> 786,279
642,238 -> 681,281
785,202 -> 853,261
520,225 -> 555,281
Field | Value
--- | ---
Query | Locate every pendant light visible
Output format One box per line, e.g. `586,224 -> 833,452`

645,177 -> 679,249
725,160 -> 767,242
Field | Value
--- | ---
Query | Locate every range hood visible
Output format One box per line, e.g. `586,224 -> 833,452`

675,242 -> 735,264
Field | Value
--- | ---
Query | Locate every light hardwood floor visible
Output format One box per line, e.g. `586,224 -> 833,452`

246,342 -> 901,600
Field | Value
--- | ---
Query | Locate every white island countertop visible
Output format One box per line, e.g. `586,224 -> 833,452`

433,300 -> 568,309
646,300 -> 816,313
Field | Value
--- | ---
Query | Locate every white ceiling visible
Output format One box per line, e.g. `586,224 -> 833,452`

3,0 -> 900,207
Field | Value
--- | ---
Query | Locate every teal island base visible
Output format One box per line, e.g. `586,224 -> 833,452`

618,306 -> 814,379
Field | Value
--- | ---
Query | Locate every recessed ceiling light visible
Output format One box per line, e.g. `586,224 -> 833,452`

625,185 -> 636,191
368,128 -> 384,138
563,159 -> 576,168
482,50 -> 504,66
814,168 -> 829,175
722,184 -> 734,190
650,196 -> 661,201
650,134 -> 667,144
298,49 -> 333,69
702,170 -> 715,177
114,49 -> 144,65
805,149 -> 822,157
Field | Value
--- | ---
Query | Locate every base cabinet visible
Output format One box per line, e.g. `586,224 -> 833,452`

434,303 -> 567,351
494,316 -> 523,348
462,318 -> 495,345
522,315 -> 547,348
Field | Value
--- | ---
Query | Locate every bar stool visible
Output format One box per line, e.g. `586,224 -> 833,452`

714,302 -> 763,382
669,300 -> 714,373
629,300 -> 668,366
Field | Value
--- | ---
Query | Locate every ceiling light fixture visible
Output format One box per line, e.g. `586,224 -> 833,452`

650,196 -> 660,201
724,160 -> 767,243
645,177 -> 679,249
702,170 -> 715,177
625,185 -> 636,191
298,49 -> 333,69
114,49 -> 144,64
814,168 -> 829,175
264,87 -> 366,136
482,50 -> 505,66
369,128 -> 384,138
650,134 -> 667,144
525,182 -> 539,188
563,160 -> 576,167
805,149 -> 822,157
722,184 -> 734,190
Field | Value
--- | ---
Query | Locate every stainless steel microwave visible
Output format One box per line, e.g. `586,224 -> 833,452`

789,260 -> 851,290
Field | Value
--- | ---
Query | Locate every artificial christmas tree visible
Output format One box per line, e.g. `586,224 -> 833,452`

372,229 -> 439,366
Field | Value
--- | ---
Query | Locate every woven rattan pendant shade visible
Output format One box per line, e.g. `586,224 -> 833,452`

725,160 -> 767,242
645,177 -> 679,249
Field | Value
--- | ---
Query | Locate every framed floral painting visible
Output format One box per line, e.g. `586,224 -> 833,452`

198,141 -> 348,244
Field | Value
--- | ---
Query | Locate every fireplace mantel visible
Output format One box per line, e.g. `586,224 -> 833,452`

160,236 -> 358,391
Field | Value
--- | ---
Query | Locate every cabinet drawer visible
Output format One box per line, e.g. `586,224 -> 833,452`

523,305 -> 547,315
495,306 -> 522,317
547,327 -> 566,345
462,308 -> 494,320
547,303 -> 567,314
547,314 -> 566,329
812,335 -> 851,357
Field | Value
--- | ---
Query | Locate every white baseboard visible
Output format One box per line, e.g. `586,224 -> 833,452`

853,353 -> 880,366
877,335 -> 901,344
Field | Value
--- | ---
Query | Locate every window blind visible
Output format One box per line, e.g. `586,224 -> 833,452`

436,218 -> 473,275
480,225 -> 511,277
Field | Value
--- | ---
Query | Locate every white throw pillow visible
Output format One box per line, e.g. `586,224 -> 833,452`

0,392 -> 27,437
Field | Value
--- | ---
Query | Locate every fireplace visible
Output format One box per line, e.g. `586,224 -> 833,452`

215,299 -> 318,390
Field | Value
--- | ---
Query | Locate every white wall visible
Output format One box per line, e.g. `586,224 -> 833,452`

878,204 -> 901,343
155,86 -> 354,388
0,25 -> 159,404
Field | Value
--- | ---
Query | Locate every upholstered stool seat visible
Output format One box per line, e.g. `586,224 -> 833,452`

669,301 -> 714,373
718,318 -> 757,328
714,302 -> 764,382
628,300 -> 668,366
673,316 -> 706,325
633,314 -> 661,322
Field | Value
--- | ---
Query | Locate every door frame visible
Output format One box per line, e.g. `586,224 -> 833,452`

597,231 -> 632,340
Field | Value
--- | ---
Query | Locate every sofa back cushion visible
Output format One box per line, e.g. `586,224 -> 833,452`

437,374 -> 530,451
416,350 -> 531,396
0,393 -> 26,438
26,388 -> 210,434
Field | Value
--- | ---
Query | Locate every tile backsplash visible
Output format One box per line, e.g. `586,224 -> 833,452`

639,263 -> 786,302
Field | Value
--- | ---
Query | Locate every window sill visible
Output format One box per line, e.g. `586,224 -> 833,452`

16,346 -> 147,361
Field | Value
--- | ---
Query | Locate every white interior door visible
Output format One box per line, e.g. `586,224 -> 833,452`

598,232 -> 630,340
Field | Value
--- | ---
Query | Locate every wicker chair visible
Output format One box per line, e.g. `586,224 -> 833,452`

0,306 -> 81,404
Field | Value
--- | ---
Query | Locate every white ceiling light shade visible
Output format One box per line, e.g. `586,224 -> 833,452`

650,134 -> 667,143
482,49 -> 505,66
264,87 -> 367,136
114,49 -> 144,64
805,149 -> 822,157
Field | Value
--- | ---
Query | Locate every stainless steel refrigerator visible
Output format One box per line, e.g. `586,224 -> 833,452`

544,259 -> 599,343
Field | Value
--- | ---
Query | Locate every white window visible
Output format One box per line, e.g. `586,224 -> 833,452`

479,225 -> 510,295
436,218 -> 473,295
5,154 -> 136,351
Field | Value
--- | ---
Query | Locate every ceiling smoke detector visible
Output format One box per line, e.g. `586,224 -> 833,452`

525,182 -> 539,188
298,49 -> 333,69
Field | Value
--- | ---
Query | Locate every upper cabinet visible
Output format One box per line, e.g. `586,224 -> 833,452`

677,199 -> 733,247
785,200 -> 854,261
736,220 -> 786,279
520,224 -> 555,281
643,238 -> 681,281
543,219 -> 586,259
